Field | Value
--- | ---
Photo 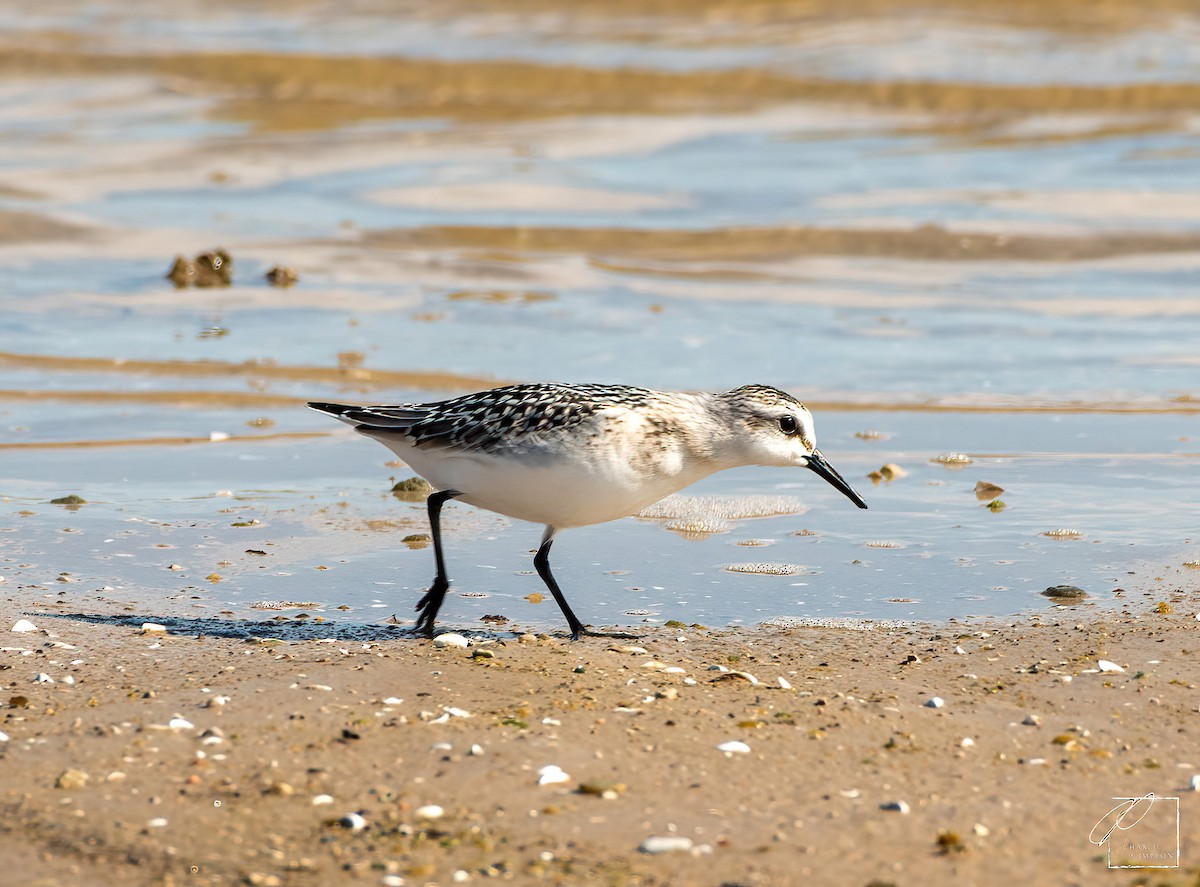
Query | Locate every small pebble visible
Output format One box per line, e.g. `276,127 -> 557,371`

0,731 -> 8,742
925,696 -> 945,709
34,673 -> 53,683
11,619 -> 38,633
382,696 -> 403,705
340,812 -> 367,831
55,769 -> 89,790
973,823 -> 990,837
141,623 -> 167,633
537,765 -> 571,786
168,717 -> 194,730
434,633 -> 469,648
960,737 -> 975,748
414,804 -> 444,819
1189,775 -> 1200,792
639,835 -> 694,854
312,794 -> 334,806
469,744 -> 484,756
1022,714 -> 1041,727
147,817 -> 168,829
716,740 -> 751,755
381,876 -> 405,887
1042,585 -> 1088,599
880,800 -> 911,814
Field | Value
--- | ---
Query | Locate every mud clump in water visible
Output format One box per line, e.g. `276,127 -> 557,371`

167,249 -> 233,288
1041,585 -> 1088,600
392,476 -> 434,500
868,463 -> 907,484
974,481 -> 1005,500
49,494 -> 87,506
265,265 -> 299,287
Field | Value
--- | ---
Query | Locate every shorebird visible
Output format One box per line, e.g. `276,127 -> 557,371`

310,383 -> 867,638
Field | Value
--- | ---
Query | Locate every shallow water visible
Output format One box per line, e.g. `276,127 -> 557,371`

1,0 -> 1197,632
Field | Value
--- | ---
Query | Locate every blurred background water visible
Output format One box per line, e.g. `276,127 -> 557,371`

1,0 -> 1197,633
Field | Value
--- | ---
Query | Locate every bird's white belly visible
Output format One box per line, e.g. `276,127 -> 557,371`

377,436 -> 710,528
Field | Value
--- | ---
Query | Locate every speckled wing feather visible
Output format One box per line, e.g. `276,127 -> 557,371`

324,383 -> 657,455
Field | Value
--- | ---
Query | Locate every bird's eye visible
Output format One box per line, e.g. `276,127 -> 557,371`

778,416 -> 798,435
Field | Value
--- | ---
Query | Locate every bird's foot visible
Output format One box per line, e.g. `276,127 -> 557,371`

414,578 -> 449,637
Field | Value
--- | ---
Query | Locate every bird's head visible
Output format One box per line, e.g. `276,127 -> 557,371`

724,385 -> 868,509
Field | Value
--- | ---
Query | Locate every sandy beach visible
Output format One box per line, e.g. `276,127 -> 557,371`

3,1 -> 1200,883
3,595 -> 1198,886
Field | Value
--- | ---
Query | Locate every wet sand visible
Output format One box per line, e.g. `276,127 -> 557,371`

3,602 -> 1198,886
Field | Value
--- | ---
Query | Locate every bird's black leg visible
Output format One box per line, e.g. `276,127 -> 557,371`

414,489 -> 460,636
533,526 -> 587,641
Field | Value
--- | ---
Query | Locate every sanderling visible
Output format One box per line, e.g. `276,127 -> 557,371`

309,383 -> 867,639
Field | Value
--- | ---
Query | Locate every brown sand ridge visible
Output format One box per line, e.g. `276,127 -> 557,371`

2,47 -> 1200,135
360,223 -> 1200,264
0,209 -> 88,244
1,604 -> 1198,886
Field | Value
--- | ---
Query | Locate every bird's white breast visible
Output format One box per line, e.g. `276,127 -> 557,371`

366,406 -> 719,528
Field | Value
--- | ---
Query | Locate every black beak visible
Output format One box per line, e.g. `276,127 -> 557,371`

806,449 -> 868,509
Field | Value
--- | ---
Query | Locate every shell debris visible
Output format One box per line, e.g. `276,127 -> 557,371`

925,696 -> 945,709
711,670 -> 759,685
537,765 -> 571,786
724,563 -> 807,576
434,633 -> 469,648
11,619 -> 38,633
639,494 -> 808,521
1098,660 -> 1125,673
639,836 -> 694,854
716,740 -> 751,755
931,453 -> 972,466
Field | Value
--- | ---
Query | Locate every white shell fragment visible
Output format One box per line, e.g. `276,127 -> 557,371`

1098,660 -> 1125,673
537,765 -> 571,786
639,835 -> 694,854
0,730 -> 8,742
414,804 -> 444,819
1189,774 -> 1200,792
168,717 -> 195,730
340,812 -> 367,831
147,817 -> 169,828
881,800 -> 911,814
434,633 -> 469,648
716,740 -> 751,755
141,623 -> 167,633
311,794 -> 334,806
778,677 -> 793,690
925,696 -> 945,708
11,619 -> 38,633
34,673 -> 53,683
724,562 -> 807,576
